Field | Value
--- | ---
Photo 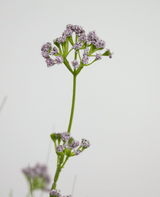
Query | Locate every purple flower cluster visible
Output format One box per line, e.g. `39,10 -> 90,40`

56,145 -> 64,153
81,138 -> 90,148
22,164 -> 50,191
41,24 -> 113,69
41,42 -> 51,58
95,53 -> 102,60
73,41 -> 83,51
82,54 -> 89,64
50,190 -> 72,197
61,132 -> 70,141
41,42 -> 63,67
71,60 -> 79,69
57,36 -> 66,44
50,189 -> 61,197
55,56 -> 63,64
87,31 -> 106,49
52,131 -> 90,156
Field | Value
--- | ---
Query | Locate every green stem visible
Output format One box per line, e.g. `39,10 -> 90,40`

67,73 -> 76,134
50,165 -> 62,191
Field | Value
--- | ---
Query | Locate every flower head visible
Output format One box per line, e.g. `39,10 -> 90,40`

71,60 -> 79,69
81,138 -> 90,148
51,46 -> 58,55
22,163 -> 51,191
82,54 -> 89,64
57,36 -> 66,44
61,132 -> 70,141
69,140 -> 79,149
95,53 -> 102,60
56,145 -> 64,153
73,41 -> 83,51
55,56 -> 63,64
45,58 -> 55,67
74,149 -> 82,156
50,189 -> 61,197
41,42 -> 51,58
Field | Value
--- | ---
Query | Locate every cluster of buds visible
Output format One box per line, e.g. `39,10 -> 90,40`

22,163 -> 50,191
50,189 -> 72,197
41,24 -> 113,72
50,132 -> 90,157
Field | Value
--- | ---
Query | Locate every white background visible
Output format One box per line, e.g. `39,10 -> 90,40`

0,0 -> 160,197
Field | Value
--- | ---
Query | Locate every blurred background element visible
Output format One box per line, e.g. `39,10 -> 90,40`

0,0 -> 160,197
0,96 -> 7,113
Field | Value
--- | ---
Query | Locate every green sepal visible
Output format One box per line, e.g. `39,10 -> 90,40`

56,151 -> 64,157
66,149 -> 72,157
50,133 -> 57,142
62,40 -> 69,58
59,154 -> 64,164
102,50 -> 110,56
53,40 -> 62,54
88,44 -> 97,56
68,137 -> 74,145
49,46 -> 52,53
81,42 -> 87,50
68,36 -> 74,46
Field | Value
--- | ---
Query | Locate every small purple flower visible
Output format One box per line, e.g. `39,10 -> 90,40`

22,163 -> 51,190
109,51 -> 114,58
78,33 -> 87,43
95,53 -> 102,60
41,42 -> 51,52
95,39 -> 106,49
69,140 -> 79,149
73,41 -> 83,51
55,56 -> 63,64
87,31 -> 98,44
81,138 -> 90,148
57,36 -> 66,44
71,60 -> 79,69
61,132 -> 70,141
45,58 -> 55,67
82,54 -> 89,64
63,29 -> 73,37
74,149 -> 82,156
56,145 -> 64,153
51,46 -> 58,55
66,24 -> 73,30
72,25 -> 84,35
42,51 -> 50,58
41,42 -> 51,58
50,189 -> 61,197
83,47 -> 90,55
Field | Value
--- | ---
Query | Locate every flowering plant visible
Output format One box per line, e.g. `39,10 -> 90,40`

40,24 -> 113,197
